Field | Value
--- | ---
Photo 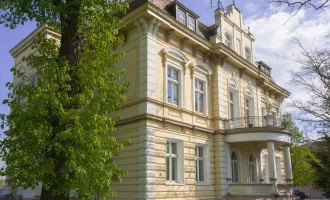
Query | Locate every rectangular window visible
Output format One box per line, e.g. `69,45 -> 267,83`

229,92 -> 235,119
194,79 -> 205,113
165,140 -> 185,184
187,15 -> 196,31
236,38 -> 241,54
178,8 -> 186,25
167,67 -> 179,106
195,146 -> 205,182
261,107 -> 266,116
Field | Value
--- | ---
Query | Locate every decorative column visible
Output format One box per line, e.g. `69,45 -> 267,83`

267,141 -> 278,192
134,17 -> 161,116
283,145 -> 293,184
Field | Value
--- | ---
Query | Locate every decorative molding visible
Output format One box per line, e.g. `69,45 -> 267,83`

134,17 -> 161,36
165,29 -> 174,43
180,38 -> 189,51
193,45 -> 201,57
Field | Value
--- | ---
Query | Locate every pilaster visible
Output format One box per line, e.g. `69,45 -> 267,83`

134,17 -> 161,115
138,128 -> 156,200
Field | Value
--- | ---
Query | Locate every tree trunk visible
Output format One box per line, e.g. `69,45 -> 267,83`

40,186 -> 69,200
40,0 -> 83,199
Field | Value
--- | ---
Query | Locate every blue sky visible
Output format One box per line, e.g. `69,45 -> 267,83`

0,0 -> 329,138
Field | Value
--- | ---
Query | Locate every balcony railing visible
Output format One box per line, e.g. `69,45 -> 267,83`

226,116 -> 289,129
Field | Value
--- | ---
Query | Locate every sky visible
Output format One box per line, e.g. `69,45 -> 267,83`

0,0 -> 329,138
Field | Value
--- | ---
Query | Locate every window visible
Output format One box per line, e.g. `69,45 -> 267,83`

195,146 -> 205,182
166,141 -> 178,182
194,79 -> 205,114
30,73 -> 38,87
245,99 -> 250,118
231,151 -> 240,183
245,47 -> 251,62
178,8 -> 186,25
225,32 -> 232,49
167,67 -> 179,106
229,92 -> 235,119
187,15 -> 196,31
248,154 -> 257,183
166,139 -> 183,184
236,38 -> 241,54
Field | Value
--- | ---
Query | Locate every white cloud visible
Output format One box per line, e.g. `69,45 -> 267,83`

245,10 -> 330,114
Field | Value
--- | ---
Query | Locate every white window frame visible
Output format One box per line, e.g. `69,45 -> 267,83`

166,61 -> 184,108
195,144 -> 210,185
194,77 -> 207,115
248,153 -> 258,183
166,138 -> 184,185
177,8 -> 186,25
16,81 -> 24,104
187,14 -> 196,31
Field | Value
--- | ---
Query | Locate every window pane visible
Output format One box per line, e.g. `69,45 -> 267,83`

199,93 -> 204,113
173,69 -> 178,81
198,147 -> 203,157
166,157 -> 170,181
199,81 -> 203,91
168,68 -> 172,78
166,142 -> 170,153
199,160 -> 204,181
195,160 -> 198,180
195,92 -> 198,112
188,15 -> 195,31
173,83 -> 178,105
172,157 -> 177,181
234,163 -> 238,182
167,81 -> 172,103
231,152 -> 237,160
230,104 -> 234,119
171,143 -> 177,155
178,9 -> 186,25
230,92 -> 233,101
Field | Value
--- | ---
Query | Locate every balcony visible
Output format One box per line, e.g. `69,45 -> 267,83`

228,183 -> 292,197
227,116 -> 289,130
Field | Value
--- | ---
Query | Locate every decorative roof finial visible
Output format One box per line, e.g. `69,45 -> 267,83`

233,0 -> 236,6
217,0 -> 224,11
248,26 -> 251,34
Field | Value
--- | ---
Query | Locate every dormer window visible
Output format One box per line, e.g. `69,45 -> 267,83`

176,7 -> 196,32
187,15 -> 196,31
178,8 -> 186,25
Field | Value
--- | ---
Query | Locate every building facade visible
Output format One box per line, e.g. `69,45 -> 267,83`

6,0 -> 293,199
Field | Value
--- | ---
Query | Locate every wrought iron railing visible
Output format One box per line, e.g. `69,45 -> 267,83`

226,116 -> 289,129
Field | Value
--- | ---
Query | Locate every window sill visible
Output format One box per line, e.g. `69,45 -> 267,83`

195,182 -> 210,186
165,182 -> 185,186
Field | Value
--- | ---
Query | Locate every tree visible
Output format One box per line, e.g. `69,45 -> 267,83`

308,135 -> 330,197
0,0 -> 129,200
269,0 -> 330,195
288,115 -> 315,187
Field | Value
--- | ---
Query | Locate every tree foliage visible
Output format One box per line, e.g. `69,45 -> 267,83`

288,115 -> 315,187
308,135 -> 330,196
0,0 -> 129,199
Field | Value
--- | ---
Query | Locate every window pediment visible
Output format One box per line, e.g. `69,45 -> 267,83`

228,77 -> 238,90
163,47 -> 189,63
192,61 -> 213,75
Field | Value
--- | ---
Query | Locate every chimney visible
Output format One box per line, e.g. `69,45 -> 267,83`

149,0 -> 171,9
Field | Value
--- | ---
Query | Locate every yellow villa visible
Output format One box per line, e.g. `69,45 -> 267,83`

7,0 -> 293,199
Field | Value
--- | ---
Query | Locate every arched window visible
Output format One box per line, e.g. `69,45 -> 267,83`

248,153 -> 257,183
225,32 -> 232,49
231,151 -> 240,183
245,46 -> 251,62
